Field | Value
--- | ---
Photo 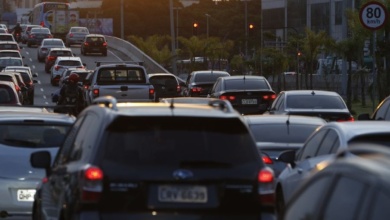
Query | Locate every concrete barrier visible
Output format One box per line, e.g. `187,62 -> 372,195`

105,35 -> 169,74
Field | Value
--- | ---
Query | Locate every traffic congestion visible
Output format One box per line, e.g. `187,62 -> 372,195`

1,0 -> 390,220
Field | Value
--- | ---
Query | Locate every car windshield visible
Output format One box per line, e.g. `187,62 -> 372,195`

102,117 -> 258,168
97,68 -> 146,84
0,59 -> 22,66
0,52 -> 19,57
51,51 -> 72,56
86,37 -> 105,42
0,44 -> 18,50
224,78 -> 270,90
31,28 -> 50,34
72,28 -> 89,33
58,60 -> 81,66
249,123 -> 321,143
194,73 -> 229,83
19,72 -> 31,83
149,75 -> 177,85
44,41 -> 64,46
0,124 -> 71,148
286,95 -> 346,109
0,35 -> 13,41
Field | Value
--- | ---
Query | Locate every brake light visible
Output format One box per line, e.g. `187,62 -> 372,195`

263,94 -> 276,100
93,89 -> 99,97
191,87 -> 202,93
81,166 -> 103,202
149,88 -> 155,95
84,85 -> 89,90
29,34 -> 34,38
220,95 -> 236,101
42,177 -> 48,183
176,85 -> 181,92
103,42 -> 107,47
54,65 -> 61,71
84,42 -> 89,46
262,154 -> 273,164
258,167 -> 275,206
47,56 -> 56,61
69,33 -> 74,38
48,35 -> 53,38
337,116 -> 355,122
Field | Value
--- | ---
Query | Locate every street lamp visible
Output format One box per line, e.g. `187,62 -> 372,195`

205,13 -> 211,38
173,7 -> 182,49
169,0 -> 177,75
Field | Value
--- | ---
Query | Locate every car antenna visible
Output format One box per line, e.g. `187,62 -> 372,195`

286,112 -> 290,135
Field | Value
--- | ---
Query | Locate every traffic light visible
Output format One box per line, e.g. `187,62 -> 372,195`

193,22 -> 199,36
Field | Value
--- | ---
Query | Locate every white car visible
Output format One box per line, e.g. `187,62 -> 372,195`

50,56 -> 85,86
0,50 -> 24,59
37,38 -> 65,62
275,121 -> 390,217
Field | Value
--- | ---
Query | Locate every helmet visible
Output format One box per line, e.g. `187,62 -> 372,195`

68,73 -> 79,83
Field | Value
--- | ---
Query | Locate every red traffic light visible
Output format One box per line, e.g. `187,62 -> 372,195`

193,22 -> 198,28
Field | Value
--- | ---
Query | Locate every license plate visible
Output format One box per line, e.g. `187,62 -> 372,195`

158,185 -> 207,203
241,99 -> 258,105
17,189 -> 36,202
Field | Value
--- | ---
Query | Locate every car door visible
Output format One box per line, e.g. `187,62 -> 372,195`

373,98 -> 390,120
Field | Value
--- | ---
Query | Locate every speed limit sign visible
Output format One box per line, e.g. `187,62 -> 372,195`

359,1 -> 388,30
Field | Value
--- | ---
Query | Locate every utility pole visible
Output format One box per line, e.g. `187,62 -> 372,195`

169,0 -> 177,75
205,13 -> 210,39
120,0 -> 124,39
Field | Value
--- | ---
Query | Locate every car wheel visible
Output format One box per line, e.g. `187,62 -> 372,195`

275,187 -> 285,220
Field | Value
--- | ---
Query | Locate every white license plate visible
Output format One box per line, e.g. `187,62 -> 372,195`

241,99 -> 258,105
158,185 -> 207,203
17,189 -> 36,202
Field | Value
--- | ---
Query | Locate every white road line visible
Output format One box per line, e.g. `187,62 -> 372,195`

26,52 -> 29,55
32,65 -> 35,69
43,95 -> 46,99
29,58 -> 32,62
40,88 -> 44,92
109,50 -> 123,61
38,80 -> 41,84
45,102 -> 48,105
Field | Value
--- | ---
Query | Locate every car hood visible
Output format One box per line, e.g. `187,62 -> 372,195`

0,144 -> 58,180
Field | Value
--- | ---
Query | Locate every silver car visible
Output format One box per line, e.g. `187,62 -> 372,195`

65,26 -> 89,47
0,110 -> 75,218
37,38 -> 65,62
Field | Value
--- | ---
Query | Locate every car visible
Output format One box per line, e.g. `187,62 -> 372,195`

30,96 -> 275,220
358,95 -> 390,121
58,68 -> 91,88
0,71 -> 26,103
37,38 -> 66,62
183,70 -> 231,97
26,27 -> 52,47
0,50 -> 23,58
148,73 -> 183,101
0,41 -> 21,51
10,71 -> 29,104
80,34 -> 108,56
265,90 -> 354,122
244,115 -> 326,177
0,28 -> 8,33
0,33 -> 15,42
0,81 -> 21,105
3,67 -> 37,105
50,56 -> 85,86
283,144 -> 390,220
44,47 -> 74,73
0,110 -> 74,218
0,57 -> 25,71
159,97 -> 220,105
275,121 -> 390,218
208,75 -> 276,115
0,24 -> 8,32
65,26 -> 90,47
21,24 -> 40,44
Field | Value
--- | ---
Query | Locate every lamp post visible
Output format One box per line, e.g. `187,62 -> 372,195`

120,0 -> 124,39
244,0 -> 248,60
173,7 -> 182,49
169,0 -> 177,75
205,13 -> 211,38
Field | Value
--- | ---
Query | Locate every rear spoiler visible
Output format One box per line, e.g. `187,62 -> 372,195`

95,61 -> 144,67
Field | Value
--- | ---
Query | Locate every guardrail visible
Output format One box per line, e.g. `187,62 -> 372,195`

105,36 -> 169,74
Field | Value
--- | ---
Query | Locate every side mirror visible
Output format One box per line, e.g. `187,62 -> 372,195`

33,73 -> 38,77
30,151 -> 52,176
357,113 -> 371,120
278,150 -> 297,167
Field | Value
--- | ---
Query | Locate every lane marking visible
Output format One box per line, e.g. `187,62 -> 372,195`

40,88 -> 44,92
109,50 -> 123,61
43,95 -> 46,99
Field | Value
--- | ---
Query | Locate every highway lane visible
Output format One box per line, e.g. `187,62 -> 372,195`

19,42 -> 129,107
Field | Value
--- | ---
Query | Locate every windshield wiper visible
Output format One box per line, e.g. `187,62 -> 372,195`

179,160 -> 232,168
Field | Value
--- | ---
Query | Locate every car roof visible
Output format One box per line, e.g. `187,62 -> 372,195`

0,80 -> 16,87
220,75 -> 267,80
244,115 -> 327,125
5,66 -> 31,71
0,111 -> 75,123
85,34 -> 105,37
317,121 -> 390,140
0,41 -> 17,44
0,57 -> 22,60
42,38 -> 63,42
56,56 -> 81,61
0,50 -> 20,53
148,73 -> 176,77
160,97 -> 220,105
49,47 -> 71,51
192,70 -> 230,75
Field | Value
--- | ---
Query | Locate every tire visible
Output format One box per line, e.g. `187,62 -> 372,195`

275,188 -> 285,220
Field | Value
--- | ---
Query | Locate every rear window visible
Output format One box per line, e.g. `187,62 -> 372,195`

0,44 -> 17,50
97,68 -> 146,84
0,124 -> 71,148
0,75 -> 13,82
19,72 -> 31,83
149,75 -> 177,86
86,37 -> 105,42
44,40 -> 64,46
0,52 -> 19,57
102,117 -> 258,167
0,59 -> 22,66
58,60 -> 81,66
194,73 -> 229,83
249,124 -> 321,143
72,27 -> 89,33
286,95 -> 346,109
51,51 -> 72,56
0,86 -> 16,103
0,35 -> 13,41
31,28 -> 50,34
225,78 -> 270,90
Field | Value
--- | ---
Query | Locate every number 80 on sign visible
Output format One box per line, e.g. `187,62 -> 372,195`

359,1 -> 388,30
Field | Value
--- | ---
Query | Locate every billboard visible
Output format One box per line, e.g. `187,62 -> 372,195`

79,18 -> 113,36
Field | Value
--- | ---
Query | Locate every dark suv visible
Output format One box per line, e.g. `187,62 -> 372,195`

80,34 -> 107,56
31,96 -> 275,220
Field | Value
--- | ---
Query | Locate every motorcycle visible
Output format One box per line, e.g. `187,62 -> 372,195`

13,32 -> 21,43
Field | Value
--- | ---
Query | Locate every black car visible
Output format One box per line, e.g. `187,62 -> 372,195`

148,73 -> 184,101
31,96 -> 275,220
183,70 -> 230,97
283,144 -> 390,220
80,34 -> 107,56
265,90 -> 354,122
26,27 -> 52,47
208,75 -> 276,114
358,95 -> 390,121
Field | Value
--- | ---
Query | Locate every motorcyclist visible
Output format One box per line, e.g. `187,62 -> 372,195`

56,73 -> 85,116
12,23 -> 22,42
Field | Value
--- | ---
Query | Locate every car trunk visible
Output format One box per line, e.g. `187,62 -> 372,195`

287,109 -> 353,122
221,90 -> 275,114
98,85 -> 153,102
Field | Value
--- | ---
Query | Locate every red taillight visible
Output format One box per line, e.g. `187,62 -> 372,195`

262,154 -> 273,165
48,56 -> 56,61
54,65 -> 61,71
81,166 -> 103,202
42,177 -> 48,183
263,94 -> 276,100
103,42 -> 107,47
337,116 -> 355,122
149,88 -> 155,95
220,95 -> 236,101
258,167 -> 275,206
84,42 -> 89,46
48,35 -> 53,38
191,87 -> 202,93
176,85 -> 181,92
29,34 -> 34,38
93,89 -> 99,97
69,33 -> 74,37
84,85 -> 89,90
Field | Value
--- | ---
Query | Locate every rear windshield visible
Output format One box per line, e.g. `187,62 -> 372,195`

71,28 -> 89,33
97,68 -> 146,84
51,51 -> 72,56
19,72 -> 31,83
86,37 -> 105,42
44,41 -> 64,46
249,124 -> 321,143
349,134 -> 390,147
194,73 -> 229,83
0,124 -> 71,148
0,59 -> 22,66
0,75 -> 13,82
0,52 -> 19,57
0,44 -> 18,50
31,28 -> 50,34
149,75 -> 177,86
225,78 -> 270,90
0,35 -> 13,41
58,60 -> 81,66
101,117 -> 258,168
286,95 -> 346,109
0,86 -> 17,103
